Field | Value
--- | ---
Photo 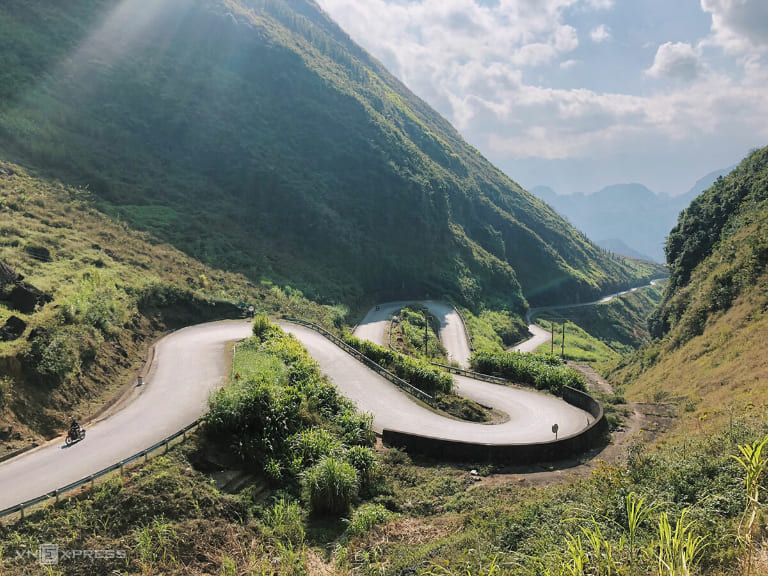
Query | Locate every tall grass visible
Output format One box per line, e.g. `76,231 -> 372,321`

655,509 -> 707,576
261,498 -> 305,548
732,433 -> 768,576
134,516 -> 178,571
344,503 -> 392,538
304,456 -> 358,516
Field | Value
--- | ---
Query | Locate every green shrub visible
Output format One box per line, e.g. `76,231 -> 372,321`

470,350 -> 586,394
346,445 -> 379,490
206,379 -> 302,469
305,456 -> 358,516
24,324 -> 103,383
252,314 -> 272,339
62,271 -> 130,336
337,408 -> 375,446
207,327 -> 373,486
345,503 -> 392,538
261,498 -> 305,548
341,332 -> 453,394
289,427 -> 341,467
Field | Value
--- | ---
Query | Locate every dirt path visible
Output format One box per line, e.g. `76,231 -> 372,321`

569,362 -> 614,395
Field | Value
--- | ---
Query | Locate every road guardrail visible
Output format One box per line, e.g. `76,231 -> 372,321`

284,317 -> 435,406
0,419 -> 204,521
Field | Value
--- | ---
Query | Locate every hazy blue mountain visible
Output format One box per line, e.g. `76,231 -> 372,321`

530,169 -> 731,263
594,239 -> 652,262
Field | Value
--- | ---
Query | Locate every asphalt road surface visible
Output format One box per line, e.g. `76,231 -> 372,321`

354,300 -> 472,367
513,324 -> 553,353
0,320 -> 253,512
282,322 -> 590,443
1,306 -> 595,513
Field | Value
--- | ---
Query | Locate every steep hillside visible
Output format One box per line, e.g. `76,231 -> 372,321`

0,161 -> 339,452
610,146 -> 768,430
0,0 -> 657,310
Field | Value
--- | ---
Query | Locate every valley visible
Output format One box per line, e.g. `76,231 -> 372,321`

0,0 -> 766,575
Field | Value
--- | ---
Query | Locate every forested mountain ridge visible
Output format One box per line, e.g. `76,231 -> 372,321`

649,146 -> 768,343
0,0 -> 658,310
610,146 -> 768,427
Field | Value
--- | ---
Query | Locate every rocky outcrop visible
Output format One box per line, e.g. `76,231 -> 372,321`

0,262 -> 19,289
0,316 -> 26,341
0,261 -> 51,313
8,284 -> 52,313
0,164 -> 16,177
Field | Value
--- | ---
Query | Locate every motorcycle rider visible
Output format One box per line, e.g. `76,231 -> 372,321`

69,417 -> 80,439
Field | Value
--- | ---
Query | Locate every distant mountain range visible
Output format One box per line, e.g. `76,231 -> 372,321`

531,168 -> 733,263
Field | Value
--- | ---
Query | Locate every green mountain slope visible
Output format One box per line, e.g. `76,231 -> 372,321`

0,161 -> 340,452
0,0 -> 658,309
649,147 -> 768,344
610,146 -> 768,430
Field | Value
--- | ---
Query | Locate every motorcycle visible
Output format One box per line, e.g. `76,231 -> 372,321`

65,426 -> 86,446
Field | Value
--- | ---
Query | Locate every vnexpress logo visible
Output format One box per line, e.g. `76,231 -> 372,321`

39,544 -> 59,565
13,544 -> 127,565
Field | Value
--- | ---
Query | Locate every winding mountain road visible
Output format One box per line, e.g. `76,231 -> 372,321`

513,279 -> 664,353
0,320 -> 253,512
282,322 -> 590,442
354,300 -> 472,367
1,290 -> 614,513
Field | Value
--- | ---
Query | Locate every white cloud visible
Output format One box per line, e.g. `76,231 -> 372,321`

701,0 -> 768,53
584,0 -> 614,9
314,0 -> 768,169
646,42 -> 704,80
590,24 -> 611,43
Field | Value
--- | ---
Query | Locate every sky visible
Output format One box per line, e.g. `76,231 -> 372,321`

315,0 -> 768,196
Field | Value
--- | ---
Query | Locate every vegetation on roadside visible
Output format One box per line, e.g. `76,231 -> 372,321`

389,304 -> 447,362
341,332 -> 454,395
535,317 -> 623,365
461,307 -> 529,353
470,350 -> 586,395
2,401 -> 766,575
0,162 -> 346,450
206,320 -> 375,507
340,329 -> 497,421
